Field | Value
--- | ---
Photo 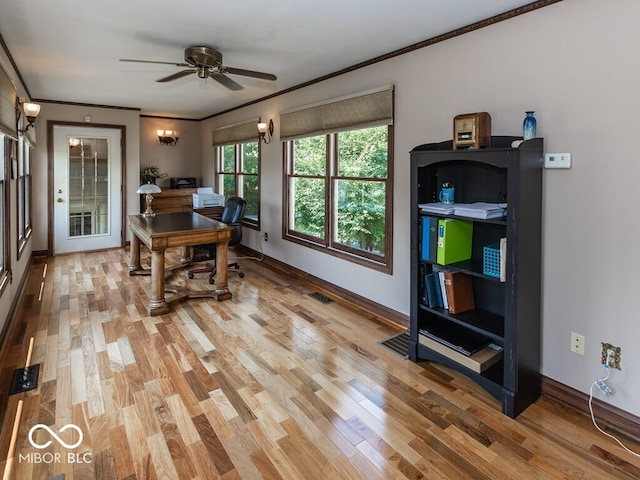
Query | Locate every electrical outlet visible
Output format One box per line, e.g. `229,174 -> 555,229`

570,332 -> 585,355
263,232 -> 268,242
601,342 -> 621,370
595,378 -> 613,397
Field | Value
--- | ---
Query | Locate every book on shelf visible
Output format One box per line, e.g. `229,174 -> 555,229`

453,202 -> 507,219
419,202 -> 455,215
437,270 -> 449,310
436,218 -> 473,265
499,237 -> 507,282
418,334 -> 503,373
443,271 -> 475,314
419,319 -> 491,356
420,270 -> 428,305
425,272 -> 443,309
420,216 -> 438,262
419,202 -> 506,220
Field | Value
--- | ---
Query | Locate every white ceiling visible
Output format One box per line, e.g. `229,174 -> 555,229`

0,0 -> 535,119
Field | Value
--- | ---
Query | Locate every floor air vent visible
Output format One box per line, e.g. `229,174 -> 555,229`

378,332 -> 410,359
308,292 -> 334,304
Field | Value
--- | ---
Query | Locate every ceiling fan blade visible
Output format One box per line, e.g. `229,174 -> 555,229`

224,67 -> 277,81
156,70 -> 196,83
119,58 -> 191,67
211,73 -> 244,91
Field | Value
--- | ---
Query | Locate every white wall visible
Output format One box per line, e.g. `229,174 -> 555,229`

140,117 -> 202,189
202,0 -> 640,416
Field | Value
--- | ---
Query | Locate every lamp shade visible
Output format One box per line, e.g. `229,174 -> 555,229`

136,183 -> 162,194
23,102 -> 41,117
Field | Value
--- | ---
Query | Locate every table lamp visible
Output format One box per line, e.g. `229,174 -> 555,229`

137,182 -> 162,217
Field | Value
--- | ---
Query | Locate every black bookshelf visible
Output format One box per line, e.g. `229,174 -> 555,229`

409,137 -> 543,418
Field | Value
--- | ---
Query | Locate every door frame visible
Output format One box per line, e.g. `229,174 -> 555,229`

47,120 -> 127,255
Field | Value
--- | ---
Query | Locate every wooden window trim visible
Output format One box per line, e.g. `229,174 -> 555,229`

282,125 -> 393,274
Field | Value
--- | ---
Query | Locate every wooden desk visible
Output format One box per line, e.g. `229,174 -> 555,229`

128,212 -> 233,316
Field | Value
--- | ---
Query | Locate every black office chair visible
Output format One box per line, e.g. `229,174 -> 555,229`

188,196 -> 246,284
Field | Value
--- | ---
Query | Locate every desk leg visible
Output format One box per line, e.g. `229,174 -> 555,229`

214,241 -> 232,301
149,249 -> 170,315
129,233 -> 141,273
180,245 -> 191,264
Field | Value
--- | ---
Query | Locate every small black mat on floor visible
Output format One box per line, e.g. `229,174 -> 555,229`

9,364 -> 40,395
378,332 -> 409,359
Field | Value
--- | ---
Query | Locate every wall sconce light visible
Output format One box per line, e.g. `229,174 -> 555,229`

136,182 -> 162,217
16,101 -> 41,133
157,129 -> 179,146
257,118 -> 274,144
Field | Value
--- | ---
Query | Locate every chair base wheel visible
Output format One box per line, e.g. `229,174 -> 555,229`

188,273 -> 194,279
239,272 -> 245,278
208,277 -> 215,285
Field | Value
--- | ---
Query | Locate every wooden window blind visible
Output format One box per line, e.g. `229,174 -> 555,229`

212,118 -> 259,146
0,65 -> 17,139
280,86 -> 394,141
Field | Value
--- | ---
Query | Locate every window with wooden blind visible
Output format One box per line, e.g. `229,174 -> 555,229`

282,87 -> 394,272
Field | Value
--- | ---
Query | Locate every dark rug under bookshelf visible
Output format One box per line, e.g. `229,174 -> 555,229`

378,332 -> 409,359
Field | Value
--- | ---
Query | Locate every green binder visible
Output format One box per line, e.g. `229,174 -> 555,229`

436,218 -> 473,265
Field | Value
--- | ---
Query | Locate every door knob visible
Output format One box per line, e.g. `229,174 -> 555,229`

56,198 -> 63,203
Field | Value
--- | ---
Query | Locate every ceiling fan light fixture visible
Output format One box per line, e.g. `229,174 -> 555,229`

120,45 -> 276,90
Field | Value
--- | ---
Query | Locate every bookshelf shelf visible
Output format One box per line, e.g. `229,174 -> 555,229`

409,137 -> 543,418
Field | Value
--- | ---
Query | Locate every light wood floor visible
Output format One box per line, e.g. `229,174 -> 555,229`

1,248 -> 639,479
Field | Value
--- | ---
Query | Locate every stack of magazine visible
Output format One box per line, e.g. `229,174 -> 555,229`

419,202 -> 455,215
452,202 -> 506,219
419,202 -> 506,219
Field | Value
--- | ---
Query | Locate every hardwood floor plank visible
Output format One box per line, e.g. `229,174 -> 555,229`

124,403 -> 159,479
109,424 -> 135,480
2,249 -> 640,479
192,413 -> 235,476
184,440 -> 221,479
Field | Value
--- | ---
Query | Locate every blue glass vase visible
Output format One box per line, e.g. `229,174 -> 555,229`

523,111 -> 536,140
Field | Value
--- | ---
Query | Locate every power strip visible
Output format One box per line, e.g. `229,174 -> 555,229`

595,379 -> 612,397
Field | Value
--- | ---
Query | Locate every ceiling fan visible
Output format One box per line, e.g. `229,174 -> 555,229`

119,45 -> 277,91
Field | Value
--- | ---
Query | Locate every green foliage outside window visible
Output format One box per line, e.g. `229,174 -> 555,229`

241,143 -> 259,219
290,126 -> 388,255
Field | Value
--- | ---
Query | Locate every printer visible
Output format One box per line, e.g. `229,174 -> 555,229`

192,187 -> 224,208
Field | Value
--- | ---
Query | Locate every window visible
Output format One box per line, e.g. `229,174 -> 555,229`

0,64 -> 16,295
17,137 -> 32,258
284,125 -> 392,271
212,119 -> 261,229
215,142 -> 260,227
281,87 -> 394,272
0,137 -> 10,296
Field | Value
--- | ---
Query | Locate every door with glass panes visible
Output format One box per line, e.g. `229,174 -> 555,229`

53,126 -> 122,254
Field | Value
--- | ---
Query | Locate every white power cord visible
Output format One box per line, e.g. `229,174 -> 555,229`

588,361 -> 640,458
233,234 -> 265,262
